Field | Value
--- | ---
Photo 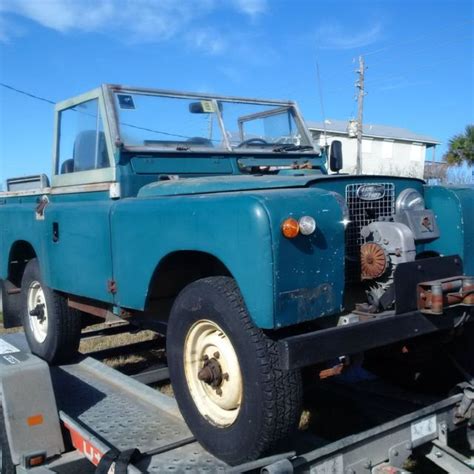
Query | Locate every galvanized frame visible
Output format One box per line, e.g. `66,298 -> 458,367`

51,88 -> 116,188
104,84 -> 315,153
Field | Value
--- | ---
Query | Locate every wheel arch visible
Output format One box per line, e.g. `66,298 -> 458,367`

7,240 -> 38,287
1,240 -> 38,328
144,250 -> 233,316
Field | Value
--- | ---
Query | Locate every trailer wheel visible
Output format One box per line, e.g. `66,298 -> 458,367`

21,259 -> 81,364
167,276 -> 302,466
0,406 -> 14,474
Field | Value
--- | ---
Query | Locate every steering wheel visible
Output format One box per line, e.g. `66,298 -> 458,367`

237,138 -> 269,148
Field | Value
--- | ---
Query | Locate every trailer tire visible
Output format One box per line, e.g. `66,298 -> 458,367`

21,259 -> 81,364
0,406 -> 14,474
167,276 -> 302,466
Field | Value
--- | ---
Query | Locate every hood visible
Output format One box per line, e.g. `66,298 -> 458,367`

138,175 -> 319,197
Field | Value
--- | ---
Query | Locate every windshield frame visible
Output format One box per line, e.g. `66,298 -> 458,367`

103,84 -> 315,154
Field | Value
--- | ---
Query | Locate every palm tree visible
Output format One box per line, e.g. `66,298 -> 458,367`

444,125 -> 474,165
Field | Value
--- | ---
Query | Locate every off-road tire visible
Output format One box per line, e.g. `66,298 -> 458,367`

166,276 -> 302,466
21,259 -> 81,364
0,406 -> 14,474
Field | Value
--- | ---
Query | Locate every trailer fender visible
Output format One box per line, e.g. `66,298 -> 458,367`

0,335 -> 64,465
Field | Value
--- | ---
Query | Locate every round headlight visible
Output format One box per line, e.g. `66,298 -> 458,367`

396,188 -> 425,213
299,216 -> 317,235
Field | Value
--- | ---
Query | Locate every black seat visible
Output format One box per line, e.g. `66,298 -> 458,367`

186,137 -> 214,147
72,130 -> 109,172
61,159 -> 74,174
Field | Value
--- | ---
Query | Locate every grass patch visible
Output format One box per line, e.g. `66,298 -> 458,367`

0,316 -> 173,395
0,312 -> 22,334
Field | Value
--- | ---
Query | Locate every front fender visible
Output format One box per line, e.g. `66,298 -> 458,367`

111,186 -> 346,330
111,193 -> 275,327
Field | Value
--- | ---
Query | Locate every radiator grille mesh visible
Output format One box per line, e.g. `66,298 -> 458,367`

345,183 -> 395,280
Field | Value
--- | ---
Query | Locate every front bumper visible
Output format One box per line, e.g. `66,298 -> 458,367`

277,308 -> 473,370
278,255 -> 474,370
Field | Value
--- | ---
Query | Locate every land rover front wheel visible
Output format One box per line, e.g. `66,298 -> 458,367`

166,276 -> 302,466
21,259 -> 81,364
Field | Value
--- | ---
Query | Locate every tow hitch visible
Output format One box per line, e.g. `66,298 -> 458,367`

417,276 -> 474,315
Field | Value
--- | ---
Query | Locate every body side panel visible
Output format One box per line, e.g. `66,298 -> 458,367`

424,185 -> 474,275
110,193 -> 275,327
43,191 -> 115,302
0,197 -> 45,280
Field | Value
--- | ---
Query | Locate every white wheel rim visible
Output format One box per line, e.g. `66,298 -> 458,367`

184,320 -> 243,427
27,281 -> 48,343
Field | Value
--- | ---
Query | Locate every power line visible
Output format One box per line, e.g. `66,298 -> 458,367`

362,34 -> 472,68
323,50 -> 466,97
0,82 -> 203,142
0,82 -> 55,105
361,20 -> 474,59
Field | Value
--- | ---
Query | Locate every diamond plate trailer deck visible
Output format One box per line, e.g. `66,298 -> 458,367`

0,333 -> 472,474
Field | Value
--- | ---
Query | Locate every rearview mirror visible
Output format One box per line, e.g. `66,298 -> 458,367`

330,140 -> 343,173
189,101 -> 223,114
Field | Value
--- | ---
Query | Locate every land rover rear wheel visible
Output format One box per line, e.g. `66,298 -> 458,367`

166,276 -> 302,466
21,259 -> 81,364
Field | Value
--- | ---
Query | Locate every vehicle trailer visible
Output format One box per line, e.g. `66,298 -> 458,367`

0,333 -> 473,473
0,84 -> 473,464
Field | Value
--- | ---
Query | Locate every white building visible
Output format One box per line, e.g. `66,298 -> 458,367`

307,119 -> 439,178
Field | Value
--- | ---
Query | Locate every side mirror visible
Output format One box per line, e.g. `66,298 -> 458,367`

330,140 -> 343,173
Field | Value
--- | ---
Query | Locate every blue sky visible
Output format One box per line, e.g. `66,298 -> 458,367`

0,0 -> 473,183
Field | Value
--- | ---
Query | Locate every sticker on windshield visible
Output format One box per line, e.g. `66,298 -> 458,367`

200,100 -> 215,113
0,339 -> 20,355
117,94 -> 136,109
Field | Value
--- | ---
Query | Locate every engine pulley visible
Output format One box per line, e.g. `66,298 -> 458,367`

360,242 -> 388,280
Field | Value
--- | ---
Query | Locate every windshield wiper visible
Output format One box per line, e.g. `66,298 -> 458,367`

272,144 -> 315,153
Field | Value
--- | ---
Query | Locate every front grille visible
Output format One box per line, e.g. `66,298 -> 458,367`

345,183 -> 395,280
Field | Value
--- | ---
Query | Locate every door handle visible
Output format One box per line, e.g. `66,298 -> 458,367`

52,222 -> 59,242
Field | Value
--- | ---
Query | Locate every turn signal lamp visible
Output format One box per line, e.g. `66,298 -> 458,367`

281,218 -> 300,238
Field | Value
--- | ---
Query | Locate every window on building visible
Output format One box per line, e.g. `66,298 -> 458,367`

362,138 -> 373,153
382,140 -> 394,159
410,142 -> 424,162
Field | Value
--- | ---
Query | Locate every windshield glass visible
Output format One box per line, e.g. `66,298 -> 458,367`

113,92 -> 313,152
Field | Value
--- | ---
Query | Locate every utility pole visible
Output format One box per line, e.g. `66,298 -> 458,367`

356,55 -> 366,175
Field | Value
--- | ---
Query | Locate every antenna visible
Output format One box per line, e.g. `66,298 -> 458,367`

316,61 -> 328,147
